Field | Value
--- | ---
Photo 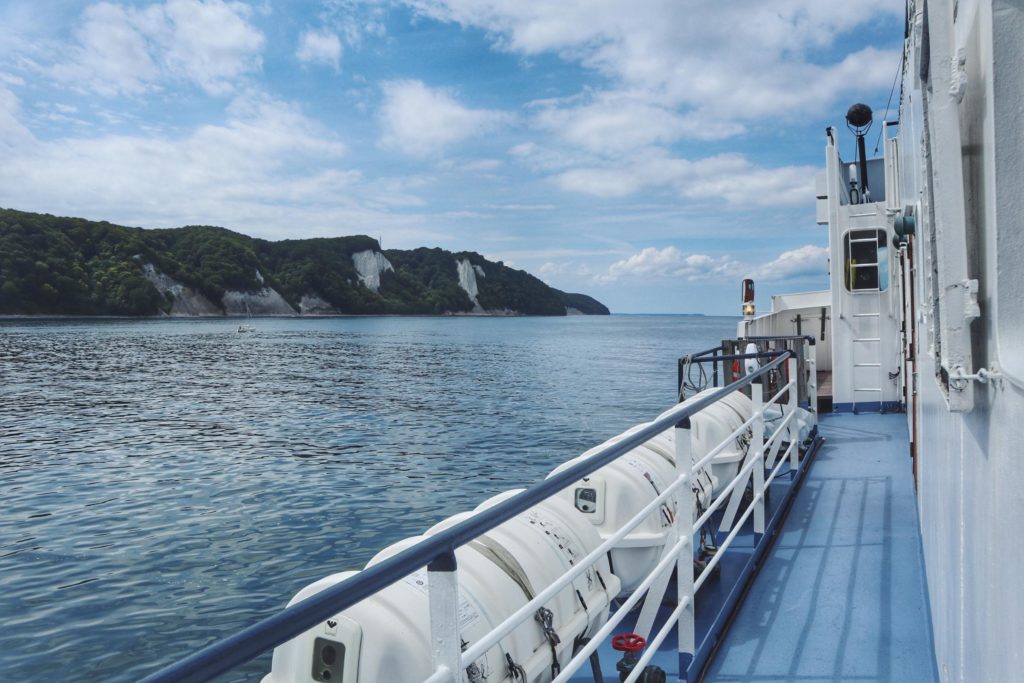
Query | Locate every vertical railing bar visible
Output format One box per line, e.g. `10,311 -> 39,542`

787,357 -> 800,472
675,418 -> 696,681
806,341 -> 818,412
752,384 -> 766,539
427,551 -> 460,683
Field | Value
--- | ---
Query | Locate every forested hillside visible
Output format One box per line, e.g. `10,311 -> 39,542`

0,208 -> 608,317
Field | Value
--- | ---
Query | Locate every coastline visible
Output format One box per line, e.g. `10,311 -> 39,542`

0,312 -> 616,320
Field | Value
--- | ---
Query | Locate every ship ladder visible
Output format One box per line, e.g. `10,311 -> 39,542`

850,257 -> 885,413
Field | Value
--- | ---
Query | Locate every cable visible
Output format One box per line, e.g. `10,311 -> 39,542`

874,49 -> 906,154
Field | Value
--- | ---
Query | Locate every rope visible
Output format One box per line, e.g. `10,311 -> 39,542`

467,535 -> 536,601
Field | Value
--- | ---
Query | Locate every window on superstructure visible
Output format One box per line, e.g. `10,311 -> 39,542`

843,229 -> 888,291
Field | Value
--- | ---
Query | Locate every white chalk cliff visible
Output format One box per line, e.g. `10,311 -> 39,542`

221,288 -> 295,315
221,269 -> 296,315
141,263 -> 221,316
456,258 -> 485,313
143,264 -> 296,316
352,250 -> 394,292
298,294 -> 336,314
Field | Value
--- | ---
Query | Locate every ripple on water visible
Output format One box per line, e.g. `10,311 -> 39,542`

0,315 -> 736,681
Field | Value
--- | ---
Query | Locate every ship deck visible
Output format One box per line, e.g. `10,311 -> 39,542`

575,412 -> 938,682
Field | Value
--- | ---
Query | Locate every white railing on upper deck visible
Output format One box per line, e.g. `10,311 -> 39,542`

424,355 -> 803,683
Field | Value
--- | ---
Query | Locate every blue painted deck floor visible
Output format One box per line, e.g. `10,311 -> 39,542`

704,413 -> 938,682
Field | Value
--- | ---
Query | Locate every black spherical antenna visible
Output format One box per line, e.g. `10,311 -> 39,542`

846,103 -> 873,134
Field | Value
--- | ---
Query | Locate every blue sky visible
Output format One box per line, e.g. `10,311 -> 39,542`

0,0 -> 905,313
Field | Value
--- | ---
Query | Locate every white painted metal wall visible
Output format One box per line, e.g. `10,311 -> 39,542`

741,291 -> 832,374
898,2 -> 1024,681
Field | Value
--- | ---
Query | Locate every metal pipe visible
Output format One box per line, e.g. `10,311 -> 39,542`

681,350 -> 786,366
857,132 -> 870,198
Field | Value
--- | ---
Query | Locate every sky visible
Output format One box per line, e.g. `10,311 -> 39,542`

0,0 -> 905,314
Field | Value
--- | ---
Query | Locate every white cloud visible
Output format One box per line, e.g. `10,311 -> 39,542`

405,0 -> 901,187
50,2 -> 160,96
749,244 -> 829,281
296,30 -> 342,70
317,0 -> 388,48
0,91 -> 361,228
598,246 -> 740,284
544,147 -> 816,206
596,243 -> 828,285
538,260 -> 593,281
406,0 -> 901,123
49,0 -> 264,96
0,73 -> 26,87
378,80 -> 511,157
484,202 -> 556,211
152,0 -> 265,94
533,93 -> 743,154
0,85 -> 33,152
0,84 -> 469,245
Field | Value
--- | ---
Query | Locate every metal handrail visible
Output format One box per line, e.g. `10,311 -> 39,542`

141,352 -> 791,683
549,365 -> 801,683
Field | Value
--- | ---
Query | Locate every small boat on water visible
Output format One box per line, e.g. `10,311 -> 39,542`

142,2 -> 1024,681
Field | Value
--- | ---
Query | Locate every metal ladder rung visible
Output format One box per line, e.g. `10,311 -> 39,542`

848,237 -> 881,243
849,262 -> 880,268
853,337 -> 881,342
854,363 -> 881,367
854,388 -> 883,392
852,313 -> 880,317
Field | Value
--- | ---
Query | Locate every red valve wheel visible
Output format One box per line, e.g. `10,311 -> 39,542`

611,633 -> 646,653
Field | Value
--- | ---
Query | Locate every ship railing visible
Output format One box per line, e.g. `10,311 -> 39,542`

141,352 -> 803,683
681,335 -> 817,410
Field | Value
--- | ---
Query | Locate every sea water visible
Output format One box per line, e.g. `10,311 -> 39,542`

0,315 -> 735,681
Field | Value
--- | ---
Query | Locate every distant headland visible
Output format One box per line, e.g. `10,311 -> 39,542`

0,208 -> 609,318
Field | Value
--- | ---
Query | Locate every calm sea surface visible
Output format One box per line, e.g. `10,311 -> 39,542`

0,315 -> 736,681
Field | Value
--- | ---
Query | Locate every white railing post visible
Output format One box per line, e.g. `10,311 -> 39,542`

674,418 -> 696,681
751,381 -> 765,540
787,356 -> 800,473
806,344 -> 818,419
428,551 -> 461,683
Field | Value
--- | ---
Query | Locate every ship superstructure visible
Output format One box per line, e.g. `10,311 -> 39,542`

741,1 -> 1024,679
